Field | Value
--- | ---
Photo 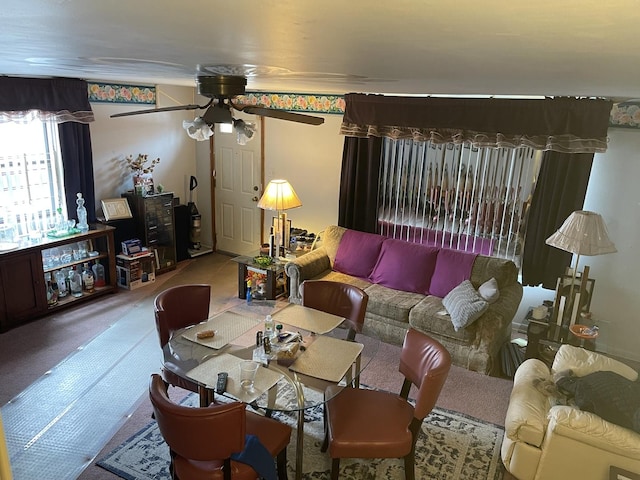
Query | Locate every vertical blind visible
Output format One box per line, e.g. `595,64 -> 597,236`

378,138 -> 541,265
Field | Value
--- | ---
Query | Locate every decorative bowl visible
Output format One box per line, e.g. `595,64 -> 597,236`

569,324 -> 598,339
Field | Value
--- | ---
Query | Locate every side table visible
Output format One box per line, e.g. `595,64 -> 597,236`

231,256 -> 288,301
526,317 -> 598,365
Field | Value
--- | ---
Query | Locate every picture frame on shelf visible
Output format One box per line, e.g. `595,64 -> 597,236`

101,198 -> 133,221
551,268 -> 595,328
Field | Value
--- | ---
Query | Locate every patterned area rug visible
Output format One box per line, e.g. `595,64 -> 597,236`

97,391 -> 505,480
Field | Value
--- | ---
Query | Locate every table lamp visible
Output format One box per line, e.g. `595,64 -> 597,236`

545,210 -> 616,327
257,179 -> 302,257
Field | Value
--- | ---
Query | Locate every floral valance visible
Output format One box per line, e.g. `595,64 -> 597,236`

340,94 -> 613,153
0,76 -> 94,124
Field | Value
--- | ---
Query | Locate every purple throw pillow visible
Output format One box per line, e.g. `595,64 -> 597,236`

369,238 -> 439,294
334,229 -> 386,279
429,248 -> 478,297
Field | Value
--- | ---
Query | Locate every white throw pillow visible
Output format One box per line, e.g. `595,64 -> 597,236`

478,277 -> 500,304
442,280 -> 489,331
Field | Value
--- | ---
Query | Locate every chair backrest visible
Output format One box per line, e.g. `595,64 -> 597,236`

154,284 -> 211,348
300,280 -> 368,337
399,328 -> 452,420
149,374 -> 246,461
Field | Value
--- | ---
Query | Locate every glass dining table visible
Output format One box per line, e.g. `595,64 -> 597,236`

163,302 -> 380,480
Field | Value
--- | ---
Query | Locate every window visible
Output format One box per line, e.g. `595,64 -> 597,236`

0,119 -> 66,240
377,138 -> 542,265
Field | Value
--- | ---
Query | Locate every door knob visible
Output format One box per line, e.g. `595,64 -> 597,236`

252,196 -> 259,202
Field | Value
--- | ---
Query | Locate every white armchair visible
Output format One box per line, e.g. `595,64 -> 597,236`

501,344 -> 640,480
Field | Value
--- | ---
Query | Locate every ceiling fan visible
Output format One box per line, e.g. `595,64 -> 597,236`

110,74 -> 325,126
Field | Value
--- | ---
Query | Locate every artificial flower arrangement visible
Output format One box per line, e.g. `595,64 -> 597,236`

246,270 -> 267,296
125,153 -> 160,175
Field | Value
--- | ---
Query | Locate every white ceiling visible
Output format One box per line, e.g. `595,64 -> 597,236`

2,0 -> 640,100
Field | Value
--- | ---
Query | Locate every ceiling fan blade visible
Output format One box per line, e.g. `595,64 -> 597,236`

110,101 -> 212,118
239,106 -> 325,125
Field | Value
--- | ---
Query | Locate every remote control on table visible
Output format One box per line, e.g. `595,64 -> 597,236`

216,372 -> 228,394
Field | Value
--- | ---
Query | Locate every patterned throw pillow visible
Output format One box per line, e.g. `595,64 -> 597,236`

442,280 -> 489,331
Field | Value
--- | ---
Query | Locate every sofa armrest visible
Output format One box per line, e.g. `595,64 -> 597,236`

548,406 -> 640,459
285,247 -> 332,303
473,281 -> 523,353
505,358 -> 553,447
552,344 -> 638,381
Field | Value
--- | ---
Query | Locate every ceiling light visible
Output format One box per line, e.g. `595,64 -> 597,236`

182,117 -> 213,141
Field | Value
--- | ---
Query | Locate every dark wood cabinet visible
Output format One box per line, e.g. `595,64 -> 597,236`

123,193 -> 177,275
0,225 -> 117,332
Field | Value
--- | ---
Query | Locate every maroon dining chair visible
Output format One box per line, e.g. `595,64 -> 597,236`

149,374 -> 291,480
300,280 -> 368,341
154,284 -> 211,393
321,328 -> 452,480
300,280 -> 369,387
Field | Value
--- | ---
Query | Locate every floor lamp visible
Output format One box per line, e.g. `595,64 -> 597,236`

257,179 -> 302,257
546,210 -> 616,328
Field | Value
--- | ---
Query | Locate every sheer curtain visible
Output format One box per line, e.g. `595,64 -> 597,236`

338,93 -> 613,286
0,77 -> 96,222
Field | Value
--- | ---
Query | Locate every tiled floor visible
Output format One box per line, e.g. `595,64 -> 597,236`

1,253 -> 240,479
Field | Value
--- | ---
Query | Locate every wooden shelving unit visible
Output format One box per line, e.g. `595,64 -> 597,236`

0,224 -> 117,332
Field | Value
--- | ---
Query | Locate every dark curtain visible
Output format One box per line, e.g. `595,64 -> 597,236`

58,122 -> 97,222
338,94 -> 612,269
521,152 -> 594,288
340,94 -> 612,153
0,76 -> 95,220
338,136 -> 383,232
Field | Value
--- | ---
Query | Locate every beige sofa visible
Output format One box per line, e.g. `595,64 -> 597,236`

285,225 -> 523,374
502,345 -> 640,480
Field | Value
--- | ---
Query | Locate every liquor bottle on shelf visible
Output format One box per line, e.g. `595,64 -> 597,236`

81,262 -> 95,293
45,273 -> 58,306
69,267 -> 83,297
55,269 -> 69,298
92,260 -> 106,287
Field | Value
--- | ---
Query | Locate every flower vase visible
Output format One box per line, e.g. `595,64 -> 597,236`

133,175 -> 144,196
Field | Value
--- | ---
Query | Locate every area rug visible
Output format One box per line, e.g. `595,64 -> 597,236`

97,391 -> 504,480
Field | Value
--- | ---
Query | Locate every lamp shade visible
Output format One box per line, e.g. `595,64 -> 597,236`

257,179 -> 302,211
545,210 -> 617,256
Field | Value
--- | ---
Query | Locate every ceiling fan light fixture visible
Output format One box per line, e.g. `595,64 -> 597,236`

234,119 -> 256,145
202,101 -> 233,125
219,122 -> 234,133
183,117 -> 213,141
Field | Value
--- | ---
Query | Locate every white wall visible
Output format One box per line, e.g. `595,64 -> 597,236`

90,85 -> 197,212
262,114 -> 344,236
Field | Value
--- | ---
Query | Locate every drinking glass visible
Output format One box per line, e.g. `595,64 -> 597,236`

239,361 -> 259,392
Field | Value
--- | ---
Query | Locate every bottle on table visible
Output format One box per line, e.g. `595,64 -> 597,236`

264,314 -> 275,342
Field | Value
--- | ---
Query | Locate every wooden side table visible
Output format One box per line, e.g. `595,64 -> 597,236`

231,256 -> 287,300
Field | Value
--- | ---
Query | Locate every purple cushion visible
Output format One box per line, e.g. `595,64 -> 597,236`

369,238 -> 439,294
429,248 -> 478,297
334,229 -> 386,279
